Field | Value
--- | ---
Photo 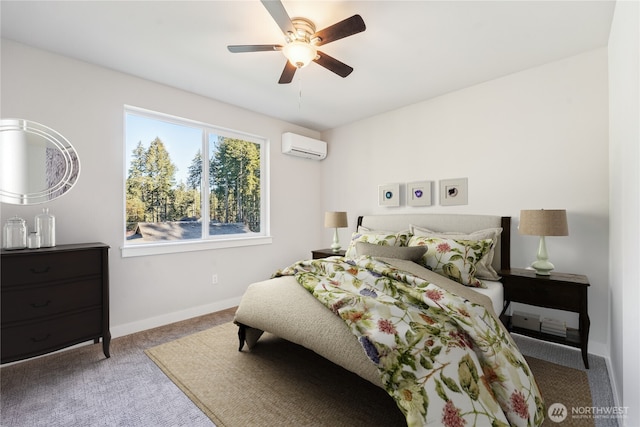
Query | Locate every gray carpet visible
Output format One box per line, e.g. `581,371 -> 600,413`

0,309 -> 235,427
512,333 -> 619,427
0,308 -> 617,427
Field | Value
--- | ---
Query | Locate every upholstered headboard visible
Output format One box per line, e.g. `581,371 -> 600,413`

357,214 -> 511,271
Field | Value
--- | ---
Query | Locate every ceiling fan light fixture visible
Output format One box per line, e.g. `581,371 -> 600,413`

227,1 -> 366,83
282,40 -> 317,68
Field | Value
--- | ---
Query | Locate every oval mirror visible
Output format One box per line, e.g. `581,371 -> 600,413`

0,119 -> 80,205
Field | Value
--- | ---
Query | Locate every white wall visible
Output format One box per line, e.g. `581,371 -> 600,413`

0,40 -> 325,336
608,0 -> 640,424
321,48 -> 610,355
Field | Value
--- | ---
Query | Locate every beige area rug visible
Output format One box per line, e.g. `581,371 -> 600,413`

145,322 -> 593,427
527,357 -> 595,427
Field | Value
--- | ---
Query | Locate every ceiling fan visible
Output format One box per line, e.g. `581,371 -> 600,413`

227,0 -> 366,84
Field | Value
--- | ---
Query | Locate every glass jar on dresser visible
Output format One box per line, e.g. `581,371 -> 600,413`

1,243 -> 110,363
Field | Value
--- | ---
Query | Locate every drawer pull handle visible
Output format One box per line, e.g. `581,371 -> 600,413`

30,266 -> 51,274
30,300 -> 52,308
30,334 -> 51,343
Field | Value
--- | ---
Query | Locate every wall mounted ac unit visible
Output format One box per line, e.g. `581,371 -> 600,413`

281,132 -> 327,160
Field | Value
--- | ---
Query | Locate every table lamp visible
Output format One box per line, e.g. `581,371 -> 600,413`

519,209 -> 568,275
324,211 -> 348,252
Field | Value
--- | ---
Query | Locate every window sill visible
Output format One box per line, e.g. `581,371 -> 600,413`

120,235 -> 272,258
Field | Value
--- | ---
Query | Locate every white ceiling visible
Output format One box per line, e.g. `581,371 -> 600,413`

1,1 -> 615,131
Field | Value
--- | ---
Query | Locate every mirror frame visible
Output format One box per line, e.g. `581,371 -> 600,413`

0,119 -> 81,205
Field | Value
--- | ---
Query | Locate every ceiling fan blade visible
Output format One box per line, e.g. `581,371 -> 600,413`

313,51 -> 353,78
261,0 -> 296,37
313,14 -> 366,46
228,45 -> 282,53
278,61 -> 297,84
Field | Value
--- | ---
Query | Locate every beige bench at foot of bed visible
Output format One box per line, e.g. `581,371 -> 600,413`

233,275 -> 383,388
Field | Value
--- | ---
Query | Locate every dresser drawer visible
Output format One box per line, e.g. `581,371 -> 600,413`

1,309 -> 102,363
1,278 -> 102,323
1,249 -> 103,286
503,279 -> 582,311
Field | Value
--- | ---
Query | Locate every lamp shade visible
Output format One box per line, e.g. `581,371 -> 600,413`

324,211 -> 348,228
519,209 -> 568,236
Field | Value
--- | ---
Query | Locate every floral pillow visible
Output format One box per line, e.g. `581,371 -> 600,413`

407,236 -> 494,288
358,226 -> 412,246
345,229 -> 407,258
410,226 -> 502,281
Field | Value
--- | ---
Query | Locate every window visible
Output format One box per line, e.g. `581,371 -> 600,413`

122,107 -> 270,257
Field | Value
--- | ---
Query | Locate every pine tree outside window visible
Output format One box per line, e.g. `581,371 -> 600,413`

122,106 -> 270,257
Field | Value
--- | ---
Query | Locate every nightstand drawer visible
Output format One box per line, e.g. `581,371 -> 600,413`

312,249 -> 346,259
503,279 -> 582,311
1,278 -> 102,323
2,249 -> 103,286
1,309 -> 103,363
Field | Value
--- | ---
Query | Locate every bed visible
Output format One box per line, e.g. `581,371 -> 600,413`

234,213 -> 544,426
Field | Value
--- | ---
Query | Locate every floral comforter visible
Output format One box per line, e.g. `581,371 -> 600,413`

277,256 -> 544,427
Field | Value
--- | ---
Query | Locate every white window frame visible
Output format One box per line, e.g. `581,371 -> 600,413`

121,106 -> 271,258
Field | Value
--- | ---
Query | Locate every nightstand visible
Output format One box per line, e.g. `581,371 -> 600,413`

499,268 -> 590,368
311,248 -> 346,259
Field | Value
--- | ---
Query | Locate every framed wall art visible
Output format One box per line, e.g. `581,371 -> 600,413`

439,178 -> 468,206
378,183 -> 400,207
406,181 -> 432,207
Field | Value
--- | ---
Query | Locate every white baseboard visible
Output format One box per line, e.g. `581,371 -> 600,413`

110,296 -> 241,339
584,340 -> 623,409
588,340 -> 609,359
587,341 -> 622,408
604,356 -> 622,409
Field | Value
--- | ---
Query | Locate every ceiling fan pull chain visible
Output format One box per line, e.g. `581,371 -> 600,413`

298,75 -> 303,109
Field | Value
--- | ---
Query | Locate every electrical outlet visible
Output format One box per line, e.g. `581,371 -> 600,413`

212,274 -> 219,285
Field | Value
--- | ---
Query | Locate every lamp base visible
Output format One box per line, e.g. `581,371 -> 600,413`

531,235 -> 554,275
331,228 -> 341,253
530,260 -> 554,276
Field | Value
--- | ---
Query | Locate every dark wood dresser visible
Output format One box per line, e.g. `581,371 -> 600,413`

1,243 -> 110,363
